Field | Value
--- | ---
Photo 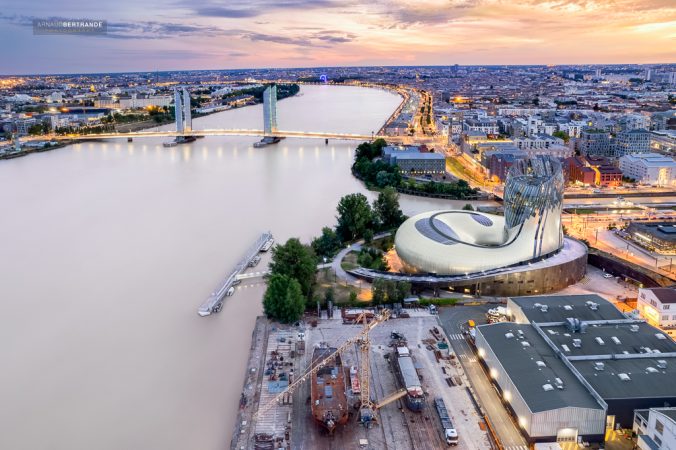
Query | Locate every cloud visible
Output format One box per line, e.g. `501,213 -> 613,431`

188,0 -> 351,18
193,7 -> 261,18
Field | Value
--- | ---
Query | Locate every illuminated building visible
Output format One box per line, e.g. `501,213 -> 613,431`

395,157 -> 564,275
637,287 -> 676,338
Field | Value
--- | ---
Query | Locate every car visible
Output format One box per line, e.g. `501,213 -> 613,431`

603,273 -> 614,279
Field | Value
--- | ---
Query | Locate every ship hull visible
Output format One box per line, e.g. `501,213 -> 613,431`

310,347 -> 349,433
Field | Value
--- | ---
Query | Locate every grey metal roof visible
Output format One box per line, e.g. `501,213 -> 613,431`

510,294 -> 626,323
572,357 -> 676,400
397,355 -> 422,390
477,323 -> 603,413
542,321 -> 676,358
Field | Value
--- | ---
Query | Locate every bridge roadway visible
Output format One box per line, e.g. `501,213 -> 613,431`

40,129 -> 409,143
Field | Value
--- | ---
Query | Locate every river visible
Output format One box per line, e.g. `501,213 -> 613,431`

0,85 -> 497,450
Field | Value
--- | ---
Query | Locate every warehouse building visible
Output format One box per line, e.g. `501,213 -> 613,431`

475,294 -> 676,446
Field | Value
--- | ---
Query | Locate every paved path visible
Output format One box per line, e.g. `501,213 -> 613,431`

329,232 -> 392,285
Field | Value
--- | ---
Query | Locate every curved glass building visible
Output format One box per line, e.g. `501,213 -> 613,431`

395,157 -> 565,275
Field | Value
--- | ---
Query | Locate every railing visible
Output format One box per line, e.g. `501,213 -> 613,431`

197,232 -> 272,316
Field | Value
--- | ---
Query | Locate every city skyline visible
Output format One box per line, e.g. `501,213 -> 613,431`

2,0 -> 675,74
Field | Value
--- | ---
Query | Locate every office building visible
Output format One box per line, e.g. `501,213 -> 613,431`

578,129 -> 613,157
637,287 -> 676,338
626,221 -> 676,255
633,408 -> 676,450
382,145 -> 445,174
619,153 -> 676,186
613,129 -> 650,157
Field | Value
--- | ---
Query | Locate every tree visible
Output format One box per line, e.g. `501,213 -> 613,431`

363,229 -> 374,244
28,123 -> 44,136
373,186 -> 405,230
552,130 -> 570,143
269,238 -> 317,297
462,203 -> 474,211
311,227 -> 342,259
396,281 -> 412,303
371,278 -> 387,305
324,287 -> 335,305
336,193 -> 373,242
385,280 -> 399,304
263,274 -> 305,323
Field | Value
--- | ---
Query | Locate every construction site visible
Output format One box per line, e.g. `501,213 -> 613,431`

230,308 -> 490,450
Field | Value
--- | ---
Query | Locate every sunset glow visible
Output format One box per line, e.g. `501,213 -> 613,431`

2,0 -> 675,73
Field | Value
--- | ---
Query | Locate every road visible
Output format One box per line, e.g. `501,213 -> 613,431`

437,306 -> 529,450
564,213 -> 676,278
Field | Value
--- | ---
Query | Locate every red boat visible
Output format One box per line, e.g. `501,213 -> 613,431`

310,346 -> 348,433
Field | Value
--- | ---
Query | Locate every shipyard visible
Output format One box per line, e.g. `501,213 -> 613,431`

230,306 -> 491,450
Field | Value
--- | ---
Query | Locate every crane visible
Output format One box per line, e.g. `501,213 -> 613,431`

356,308 -> 392,426
255,308 -> 390,421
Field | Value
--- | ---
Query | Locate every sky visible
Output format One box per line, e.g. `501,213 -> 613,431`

1,0 -> 675,74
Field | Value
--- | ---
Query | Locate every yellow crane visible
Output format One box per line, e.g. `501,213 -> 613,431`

254,309 -> 390,423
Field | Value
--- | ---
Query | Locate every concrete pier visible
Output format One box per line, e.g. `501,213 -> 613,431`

198,232 -> 273,317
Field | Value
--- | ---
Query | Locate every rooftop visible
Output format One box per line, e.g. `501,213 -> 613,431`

643,287 -> 676,304
477,322 -> 602,413
509,294 -> 626,323
486,294 -> 676,404
541,321 -> 675,358
572,356 -> 676,400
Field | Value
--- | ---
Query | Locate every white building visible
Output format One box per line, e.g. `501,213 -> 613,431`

618,113 -> 650,132
512,135 -> 570,158
45,92 -> 64,103
558,121 -> 585,138
634,408 -> 676,450
119,93 -> 172,109
526,116 -> 557,137
637,287 -> 676,338
619,153 -> 676,186
463,118 -> 498,135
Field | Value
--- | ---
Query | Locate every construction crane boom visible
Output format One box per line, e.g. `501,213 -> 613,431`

255,309 -> 390,419
375,388 -> 407,410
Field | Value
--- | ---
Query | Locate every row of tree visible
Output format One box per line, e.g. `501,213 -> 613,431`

371,279 -> 411,305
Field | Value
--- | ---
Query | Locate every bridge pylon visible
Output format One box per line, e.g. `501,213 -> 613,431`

262,85 -> 278,136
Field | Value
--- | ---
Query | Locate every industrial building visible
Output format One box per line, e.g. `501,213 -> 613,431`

626,220 -> 676,254
475,294 -> 676,446
382,145 -> 446,174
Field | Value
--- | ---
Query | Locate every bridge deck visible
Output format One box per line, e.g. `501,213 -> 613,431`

42,129 -> 396,142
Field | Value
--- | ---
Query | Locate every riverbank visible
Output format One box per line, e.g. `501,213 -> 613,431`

1,84 -> 302,162
0,140 -> 72,160
0,84 -> 403,450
